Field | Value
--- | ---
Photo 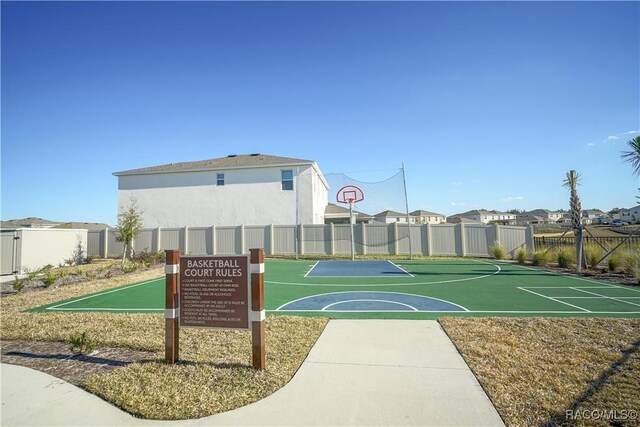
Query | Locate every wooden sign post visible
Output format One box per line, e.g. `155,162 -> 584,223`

164,249 -> 266,370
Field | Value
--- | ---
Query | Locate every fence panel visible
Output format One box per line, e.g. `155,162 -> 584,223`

397,224 -> 412,254
302,225 -> 329,254
273,226 -> 296,254
160,229 -> 182,251
107,230 -> 125,258
215,226 -> 239,254
0,230 -> 17,275
535,236 -> 640,251
133,229 -> 154,254
365,223 -> 391,255
333,225 -> 353,254
188,227 -> 210,255
500,226 -> 527,255
465,225 -> 489,257
87,231 -> 103,258
431,225 -> 457,255
245,226 -> 267,254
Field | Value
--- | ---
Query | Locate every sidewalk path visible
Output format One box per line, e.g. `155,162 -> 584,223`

1,320 -> 504,426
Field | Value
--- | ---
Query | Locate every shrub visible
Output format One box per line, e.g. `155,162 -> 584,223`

532,251 -> 548,266
622,252 -> 639,275
24,268 -> 38,282
58,268 -> 70,278
68,332 -> 97,355
64,258 -> 74,266
607,252 -> 621,272
491,241 -> 507,260
557,246 -> 575,268
515,246 -> 528,264
42,270 -> 58,287
583,243 -> 602,269
133,250 -> 165,266
13,276 -> 25,293
85,270 -> 96,280
121,259 -> 140,274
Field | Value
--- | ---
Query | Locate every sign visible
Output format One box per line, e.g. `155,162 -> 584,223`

179,255 -> 250,330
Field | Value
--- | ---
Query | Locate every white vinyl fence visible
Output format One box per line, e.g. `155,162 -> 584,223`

87,223 -> 534,259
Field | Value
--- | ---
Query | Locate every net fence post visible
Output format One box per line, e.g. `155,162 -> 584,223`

165,249 -> 180,364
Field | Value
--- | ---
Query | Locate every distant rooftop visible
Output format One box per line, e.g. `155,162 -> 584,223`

113,154 -> 316,176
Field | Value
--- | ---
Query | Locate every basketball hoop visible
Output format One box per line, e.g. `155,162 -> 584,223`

335,185 -> 365,261
336,185 -> 365,205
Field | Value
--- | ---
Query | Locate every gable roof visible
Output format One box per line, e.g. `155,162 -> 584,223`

374,210 -> 406,218
113,154 -> 316,176
410,210 -> 444,217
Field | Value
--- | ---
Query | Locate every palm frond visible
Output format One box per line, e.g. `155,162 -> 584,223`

621,136 -> 640,176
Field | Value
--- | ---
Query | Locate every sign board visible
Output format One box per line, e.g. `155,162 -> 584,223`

179,255 -> 250,330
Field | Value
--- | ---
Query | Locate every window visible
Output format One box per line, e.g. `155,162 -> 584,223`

217,173 -> 224,186
281,170 -> 293,191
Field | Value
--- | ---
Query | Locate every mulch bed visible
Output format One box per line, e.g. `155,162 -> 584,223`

1,340 -> 157,385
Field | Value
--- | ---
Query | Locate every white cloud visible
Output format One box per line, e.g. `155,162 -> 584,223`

587,142 -> 596,147
501,196 -> 523,202
626,130 -> 639,135
605,135 -> 619,141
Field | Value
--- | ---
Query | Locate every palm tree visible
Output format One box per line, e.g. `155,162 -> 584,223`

563,170 -> 585,271
621,136 -> 640,176
621,136 -> 640,201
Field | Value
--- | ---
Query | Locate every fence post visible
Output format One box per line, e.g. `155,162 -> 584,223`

425,224 -> 432,256
250,248 -> 266,370
526,226 -> 535,252
361,222 -> 367,255
299,224 -> 304,256
269,224 -> 275,256
102,228 -> 109,258
210,225 -> 216,255
155,227 -> 162,252
495,224 -> 501,247
165,249 -> 180,364
458,223 -> 467,257
183,226 -> 189,254
392,222 -> 399,255
240,224 -> 246,255
329,223 -> 335,256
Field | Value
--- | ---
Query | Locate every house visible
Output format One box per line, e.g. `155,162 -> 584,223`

620,205 -> 640,224
581,209 -> 606,225
410,210 -> 446,224
450,209 -> 517,225
324,203 -> 374,224
374,210 -> 414,224
113,154 -> 329,227
516,209 -> 566,225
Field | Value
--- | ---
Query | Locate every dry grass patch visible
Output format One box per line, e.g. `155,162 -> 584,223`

1,272 -> 328,420
439,317 -> 640,427
85,316 -> 327,420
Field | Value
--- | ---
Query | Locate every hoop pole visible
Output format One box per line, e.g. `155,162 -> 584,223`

349,201 -> 355,261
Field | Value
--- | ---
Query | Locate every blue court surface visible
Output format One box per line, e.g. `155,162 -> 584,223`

278,291 -> 466,312
305,260 -> 412,277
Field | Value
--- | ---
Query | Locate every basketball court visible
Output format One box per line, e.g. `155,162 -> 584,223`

31,259 -> 640,318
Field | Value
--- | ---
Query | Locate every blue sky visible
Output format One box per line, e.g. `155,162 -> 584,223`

2,1 -> 639,226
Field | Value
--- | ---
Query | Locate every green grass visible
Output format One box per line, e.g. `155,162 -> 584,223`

31,259 -> 640,318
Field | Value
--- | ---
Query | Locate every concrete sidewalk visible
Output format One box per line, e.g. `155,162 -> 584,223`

1,320 -> 504,426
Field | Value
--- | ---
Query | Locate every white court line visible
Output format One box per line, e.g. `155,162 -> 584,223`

322,299 -> 419,312
571,287 -> 640,307
46,278 -> 162,310
388,261 -> 414,277
303,262 -> 320,278
509,263 -> 640,292
275,290 -> 469,312
270,309 -> 639,314
518,287 -> 591,312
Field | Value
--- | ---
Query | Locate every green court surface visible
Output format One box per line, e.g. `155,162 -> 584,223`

31,259 -> 640,318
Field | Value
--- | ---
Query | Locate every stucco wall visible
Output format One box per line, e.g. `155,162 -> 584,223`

16,228 -> 88,273
118,164 -> 328,227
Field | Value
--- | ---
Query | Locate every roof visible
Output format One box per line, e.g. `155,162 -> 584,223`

0,217 -> 111,230
113,154 -> 316,176
374,210 -> 406,218
325,203 -> 373,219
410,210 -> 445,217
446,217 -> 483,224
